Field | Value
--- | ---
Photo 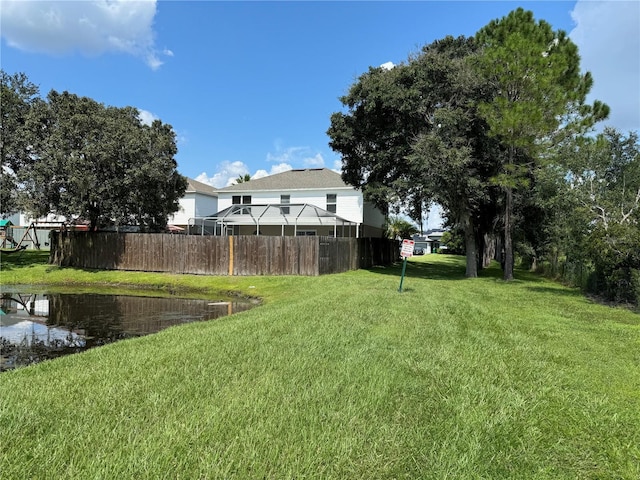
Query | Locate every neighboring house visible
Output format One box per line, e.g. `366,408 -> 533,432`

412,229 -> 446,254
3,172 -> 386,239
168,178 -> 218,229
192,168 -> 386,238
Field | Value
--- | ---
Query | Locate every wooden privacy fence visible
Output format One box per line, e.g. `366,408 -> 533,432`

50,232 -> 398,276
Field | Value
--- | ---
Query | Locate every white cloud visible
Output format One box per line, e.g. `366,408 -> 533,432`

380,61 -> 395,70
266,145 -> 308,164
266,143 -> 330,170
303,153 -> 325,168
0,0 -> 170,70
570,0 -> 640,132
196,141 -> 328,190
195,161 -> 250,188
253,163 -> 293,180
137,109 -> 158,126
195,161 -> 293,188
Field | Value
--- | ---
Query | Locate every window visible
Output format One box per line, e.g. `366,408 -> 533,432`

232,195 -> 251,214
296,230 -> 316,236
326,194 -> 337,213
280,195 -> 290,214
232,195 -> 252,205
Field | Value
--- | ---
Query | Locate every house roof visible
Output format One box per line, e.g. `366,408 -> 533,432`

186,178 -> 218,196
413,229 -> 446,242
217,168 -> 351,193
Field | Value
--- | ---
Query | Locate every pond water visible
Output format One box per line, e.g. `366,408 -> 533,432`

0,287 -> 257,371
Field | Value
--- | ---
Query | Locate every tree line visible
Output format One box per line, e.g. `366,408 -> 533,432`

1,71 -> 187,232
327,8 -> 639,305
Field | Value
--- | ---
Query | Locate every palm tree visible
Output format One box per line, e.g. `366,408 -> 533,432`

385,216 -> 419,240
234,174 -> 251,184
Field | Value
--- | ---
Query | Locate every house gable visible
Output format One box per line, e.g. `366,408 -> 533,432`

169,178 -> 218,226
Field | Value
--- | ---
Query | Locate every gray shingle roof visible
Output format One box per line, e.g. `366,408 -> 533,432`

186,178 -> 218,196
217,168 -> 350,192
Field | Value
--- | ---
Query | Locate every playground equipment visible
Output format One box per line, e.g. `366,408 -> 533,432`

0,221 -> 64,252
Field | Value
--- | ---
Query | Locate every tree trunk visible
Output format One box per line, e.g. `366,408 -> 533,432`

88,207 -> 99,233
503,186 -> 514,281
476,230 -> 485,273
495,234 -> 503,267
463,212 -> 478,278
483,233 -> 496,268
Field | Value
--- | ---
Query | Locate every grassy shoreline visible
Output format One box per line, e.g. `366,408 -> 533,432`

1,252 -> 639,478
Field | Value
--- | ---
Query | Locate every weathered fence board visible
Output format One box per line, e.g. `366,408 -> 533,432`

49,232 -> 398,276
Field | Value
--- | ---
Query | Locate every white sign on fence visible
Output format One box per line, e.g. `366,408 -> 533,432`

400,239 -> 415,258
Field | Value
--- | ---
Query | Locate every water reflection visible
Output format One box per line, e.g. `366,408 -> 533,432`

0,290 -> 255,371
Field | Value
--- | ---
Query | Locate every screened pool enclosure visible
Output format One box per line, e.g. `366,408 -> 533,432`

188,203 -> 360,237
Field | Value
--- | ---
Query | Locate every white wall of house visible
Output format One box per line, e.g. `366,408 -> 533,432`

217,188 -> 363,224
171,196 -> 195,225
169,193 -> 218,226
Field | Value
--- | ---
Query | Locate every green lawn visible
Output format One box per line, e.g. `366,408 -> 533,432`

1,252 -> 639,479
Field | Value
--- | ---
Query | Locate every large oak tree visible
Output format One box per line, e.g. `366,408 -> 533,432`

408,36 -> 502,277
1,74 -> 187,231
0,71 -> 40,215
328,36 -> 501,277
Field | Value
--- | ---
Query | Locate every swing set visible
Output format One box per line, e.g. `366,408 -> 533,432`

0,221 -> 61,254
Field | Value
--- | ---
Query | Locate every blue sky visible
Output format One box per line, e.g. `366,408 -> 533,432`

2,1 -> 639,216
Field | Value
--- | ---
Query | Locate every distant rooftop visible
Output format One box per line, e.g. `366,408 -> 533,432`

186,178 -> 217,196
217,168 -> 351,192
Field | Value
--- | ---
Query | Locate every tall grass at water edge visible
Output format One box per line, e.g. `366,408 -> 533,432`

0,252 -> 639,479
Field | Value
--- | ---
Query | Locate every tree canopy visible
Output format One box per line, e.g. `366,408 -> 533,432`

408,36 -> 502,277
1,71 -> 40,215
554,129 -> 640,303
474,7 -> 609,280
328,35 -> 502,277
328,8 -> 610,282
1,72 -> 187,232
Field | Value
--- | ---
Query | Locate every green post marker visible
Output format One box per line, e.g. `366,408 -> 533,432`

398,257 -> 408,292
398,239 -> 414,292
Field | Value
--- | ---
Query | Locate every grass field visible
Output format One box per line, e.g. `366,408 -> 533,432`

1,251 -> 639,479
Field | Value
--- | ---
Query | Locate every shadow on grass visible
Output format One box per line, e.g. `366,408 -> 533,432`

0,250 -> 51,272
367,255 -> 571,285
524,285 -> 585,298
367,255 -> 470,281
1,251 -> 115,277
525,284 -> 639,316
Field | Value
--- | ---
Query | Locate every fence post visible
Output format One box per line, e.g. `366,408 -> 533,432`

228,236 -> 234,276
